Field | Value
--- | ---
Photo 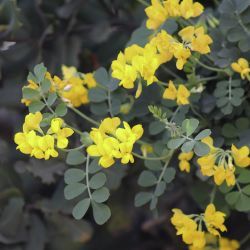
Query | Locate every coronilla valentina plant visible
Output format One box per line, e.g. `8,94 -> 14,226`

14,0 -> 250,248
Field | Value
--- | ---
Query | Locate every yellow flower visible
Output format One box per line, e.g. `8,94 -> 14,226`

163,80 -> 177,100
231,144 -> 250,168
219,237 -> 240,250
149,30 -> 174,63
62,65 -> 78,80
197,154 -> 216,176
87,118 -> 143,168
99,117 -> 121,135
61,77 -> 89,107
178,151 -> 194,172
171,209 -> 205,248
23,112 -> 43,133
231,58 -> 250,80
225,167 -> 236,186
179,0 -> 204,19
177,85 -> 190,105
145,0 -> 168,30
49,118 -> 74,149
83,73 -> 97,88
179,26 -> 213,54
37,135 -> 59,160
204,204 -> 227,236
111,52 -> 137,89
172,43 -> 191,70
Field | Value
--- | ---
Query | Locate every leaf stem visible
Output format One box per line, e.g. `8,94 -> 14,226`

107,90 -> 114,117
240,232 -> 250,247
136,0 -> 150,6
210,186 -> 217,203
69,106 -> 100,126
132,152 -> 170,161
195,58 -> 228,74
86,154 -> 92,199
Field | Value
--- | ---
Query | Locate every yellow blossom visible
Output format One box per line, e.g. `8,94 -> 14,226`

231,144 -> 250,168
179,0 -> 204,19
231,58 -> 250,80
178,151 -> 194,172
172,43 -> 191,70
145,0 -> 168,30
219,238 -> 240,250
204,204 -> 227,236
179,26 -> 213,54
87,117 -> 143,168
163,81 -> 177,100
177,85 -> 190,105
83,73 -> 97,88
23,112 -> 43,133
62,65 -> 78,80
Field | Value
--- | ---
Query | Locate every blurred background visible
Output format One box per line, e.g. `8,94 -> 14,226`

0,0 -> 249,250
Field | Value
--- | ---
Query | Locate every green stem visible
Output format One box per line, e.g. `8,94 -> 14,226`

210,186 -> 217,203
136,0 -> 149,6
170,106 -> 181,122
195,59 -> 227,74
132,152 -> 170,161
60,144 -> 85,152
69,106 -> 100,126
86,154 -> 92,199
156,150 -> 175,184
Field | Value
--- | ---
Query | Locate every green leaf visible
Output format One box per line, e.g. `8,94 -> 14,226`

219,183 -> 234,194
242,185 -> 250,195
64,168 -> 85,184
181,140 -> 196,152
194,142 -> 210,156
22,88 -> 40,99
94,67 -> 110,89
88,88 -> 107,103
167,138 -> 186,149
225,191 -> 240,205
138,170 -> 157,187
163,167 -> 176,183
66,151 -> 86,166
182,118 -> 199,136
149,121 -> 165,135
55,103 -> 67,117
34,63 -> 47,83
47,92 -> 57,106
41,78 -> 51,93
89,173 -> 107,189
72,198 -> 91,220
91,201 -> 111,225
195,129 -> 211,141
155,181 -> 166,197
222,124 -> 238,138
235,193 -> 250,212
237,169 -> 250,184
92,187 -> 110,203
88,159 -> 102,174
29,100 -> 45,113
134,192 -> 152,207
145,159 -> 163,171
64,183 -> 86,200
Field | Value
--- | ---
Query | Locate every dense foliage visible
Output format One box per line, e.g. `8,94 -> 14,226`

1,0 -> 250,250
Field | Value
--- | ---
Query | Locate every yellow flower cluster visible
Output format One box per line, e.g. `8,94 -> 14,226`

22,65 -> 97,108
111,26 -> 212,94
197,137 -> 250,186
163,80 -> 190,105
171,204 -> 227,249
87,117 -> 143,168
231,58 -> 250,80
145,0 -> 204,30
178,151 -> 194,172
14,112 -> 73,160
189,234 -> 239,250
